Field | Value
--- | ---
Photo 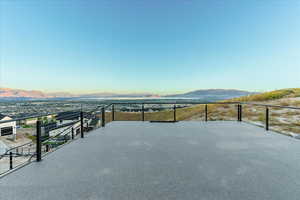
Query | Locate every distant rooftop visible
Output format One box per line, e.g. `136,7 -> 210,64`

1,121 -> 300,200
0,114 -> 7,120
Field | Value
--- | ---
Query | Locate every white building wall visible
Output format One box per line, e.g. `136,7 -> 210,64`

0,116 -> 17,139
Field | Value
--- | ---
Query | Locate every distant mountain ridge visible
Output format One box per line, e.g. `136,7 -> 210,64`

0,88 -> 156,99
0,88 -> 256,101
0,88 -> 48,98
165,89 -> 257,100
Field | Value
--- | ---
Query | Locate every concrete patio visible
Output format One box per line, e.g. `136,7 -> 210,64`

1,121 -> 300,200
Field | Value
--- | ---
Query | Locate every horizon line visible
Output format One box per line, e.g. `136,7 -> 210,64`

0,86 -> 285,96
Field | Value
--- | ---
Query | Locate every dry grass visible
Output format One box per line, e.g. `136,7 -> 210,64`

228,88 -> 300,102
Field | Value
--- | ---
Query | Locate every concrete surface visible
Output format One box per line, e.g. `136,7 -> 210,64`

0,140 -> 8,155
0,121 -> 300,200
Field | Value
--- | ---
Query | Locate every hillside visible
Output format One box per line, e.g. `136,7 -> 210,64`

229,88 -> 300,102
0,88 -> 48,99
165,89 -> 256,100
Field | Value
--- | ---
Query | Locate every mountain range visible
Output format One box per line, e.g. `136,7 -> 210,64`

0,88 -> 256,100
166,89 -> 256,100
0,88 -> 159,99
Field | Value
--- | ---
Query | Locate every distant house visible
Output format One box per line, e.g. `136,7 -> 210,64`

0,114 -> 17,140
56,111 -> 92,124
56,111 -> 81,124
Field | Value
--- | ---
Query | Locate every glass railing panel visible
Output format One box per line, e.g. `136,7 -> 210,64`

207,104 -> 237,121
144,104 -> 174,121
242,104 -> 265,127
114,104 -> 142,121
177,104 -> 205,121
104,109 -> 113,124
270,107 -> 300,136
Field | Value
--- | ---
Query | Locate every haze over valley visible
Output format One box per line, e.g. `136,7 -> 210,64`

0,87 -> 256,101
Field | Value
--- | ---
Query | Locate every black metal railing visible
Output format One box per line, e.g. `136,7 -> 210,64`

108,102 -> 300,133
0,105 -> 111,176
0,101 -> 299,177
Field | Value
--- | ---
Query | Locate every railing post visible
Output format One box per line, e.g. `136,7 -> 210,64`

173,105 -> 177,122
46,144 -> 49,152
80,111 -> 84,138
71,127 -> 74,140
101,107 -> 105,127
9,152 -> 13,170
36,120 -> 42,162
205,104 -> 208,122
112,104 -> 115,121
240,105 -> 243,122
266,107 -> 269,131
237,105 -> 240,121
142,104 -> 145,121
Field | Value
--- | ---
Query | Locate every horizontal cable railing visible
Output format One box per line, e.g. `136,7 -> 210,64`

0,105 -> 110,176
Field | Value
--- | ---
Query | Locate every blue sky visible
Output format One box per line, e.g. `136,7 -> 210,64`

0,0 -> 299,94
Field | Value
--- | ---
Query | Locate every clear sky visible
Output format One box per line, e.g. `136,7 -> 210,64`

0,0 -> 299,94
